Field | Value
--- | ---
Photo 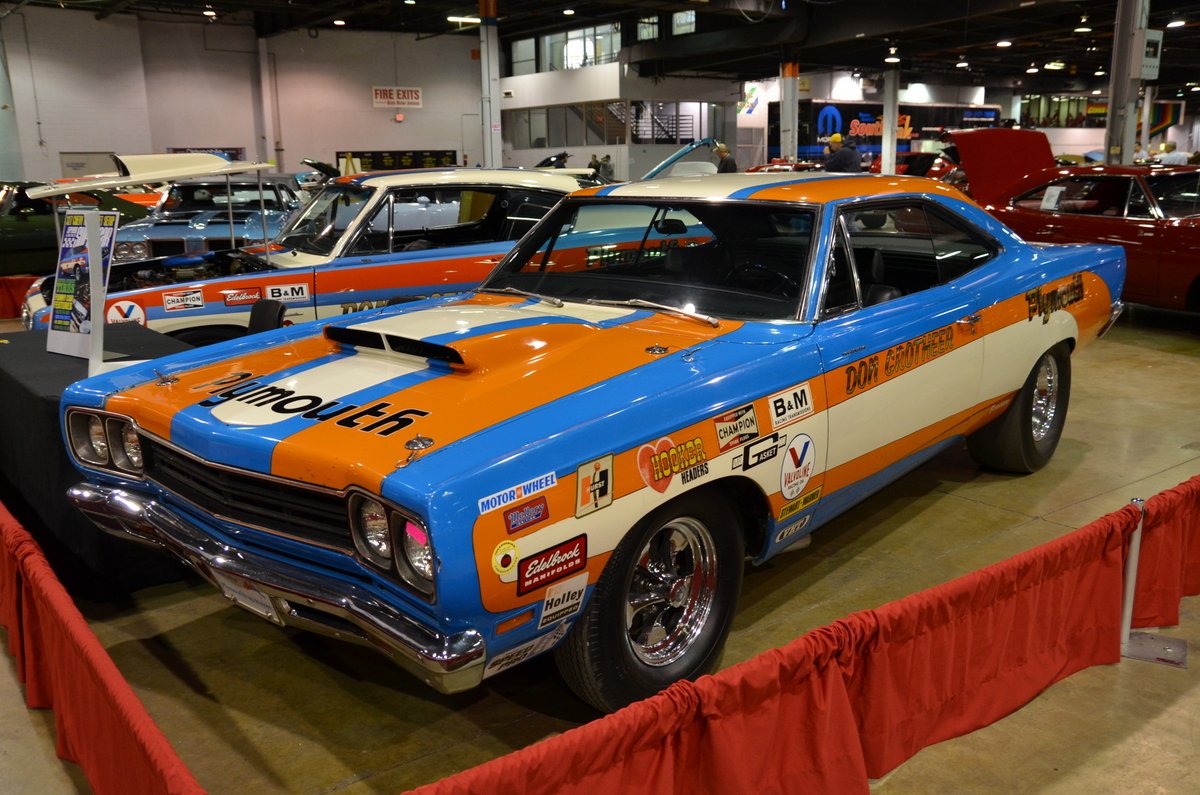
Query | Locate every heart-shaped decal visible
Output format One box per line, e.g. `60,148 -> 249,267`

637,436 -> 675,492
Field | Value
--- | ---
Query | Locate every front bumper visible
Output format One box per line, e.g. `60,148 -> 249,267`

68,483 -> 486,694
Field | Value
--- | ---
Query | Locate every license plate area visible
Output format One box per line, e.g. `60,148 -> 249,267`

212,570 -> 282,625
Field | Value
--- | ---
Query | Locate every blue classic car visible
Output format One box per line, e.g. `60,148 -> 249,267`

110,174 -> 303,264
61,172 -> 1124,711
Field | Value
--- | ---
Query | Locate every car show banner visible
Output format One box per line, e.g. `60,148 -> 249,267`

46,210 -> 118,371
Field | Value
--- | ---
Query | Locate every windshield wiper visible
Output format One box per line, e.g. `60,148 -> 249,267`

585,297 -> 719,328
482,286 -> 564,307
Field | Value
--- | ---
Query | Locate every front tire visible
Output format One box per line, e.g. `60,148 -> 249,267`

967,342 -> 1071,473
554,489 -> 744,712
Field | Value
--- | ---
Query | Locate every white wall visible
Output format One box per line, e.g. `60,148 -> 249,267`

0,32 -> 21,176
269,29 -> 480,171
0,9 -> 483,179
1041,128 -> 1106,157
139,20 -> 260,160
1,7 -> 152,180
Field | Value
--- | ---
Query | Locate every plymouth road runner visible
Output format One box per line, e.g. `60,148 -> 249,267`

62,172 -> 1124,711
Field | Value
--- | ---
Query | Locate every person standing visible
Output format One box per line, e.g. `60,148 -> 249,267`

713,142 -> 738,173
823,133 -> 860,172
1158,141 -> 1189,165
588,154 -> 601,172
598,154 -> 615,181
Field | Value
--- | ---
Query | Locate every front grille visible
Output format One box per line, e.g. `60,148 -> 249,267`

142,437 -> 352,551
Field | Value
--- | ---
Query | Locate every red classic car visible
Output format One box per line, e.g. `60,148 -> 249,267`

952,128 -> 1200,312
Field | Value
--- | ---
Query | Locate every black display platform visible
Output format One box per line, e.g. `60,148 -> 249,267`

0,325 -> 194,596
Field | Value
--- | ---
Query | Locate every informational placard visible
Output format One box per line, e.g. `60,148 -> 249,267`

46,211 -> 118,371
335,150 -> 457,171
372,86 -> 423,108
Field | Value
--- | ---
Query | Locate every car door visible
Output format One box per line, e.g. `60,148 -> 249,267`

0,186 -> 59,274
810,199 -> 990,522
312,186 -> 563,318
1005,175 -> 1159,302
1138,171 -> 1200,310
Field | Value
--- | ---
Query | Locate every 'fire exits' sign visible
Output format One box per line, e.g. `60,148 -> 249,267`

373,86 -> 423,108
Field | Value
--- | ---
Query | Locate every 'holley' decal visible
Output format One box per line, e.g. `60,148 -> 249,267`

190,371 -> 429,436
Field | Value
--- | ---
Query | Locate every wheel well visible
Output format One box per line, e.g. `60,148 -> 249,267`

694,477 -> 771,557
1187,276 -> 1200,313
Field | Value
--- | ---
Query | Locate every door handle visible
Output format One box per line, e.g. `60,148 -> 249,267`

955,314 -> 982,334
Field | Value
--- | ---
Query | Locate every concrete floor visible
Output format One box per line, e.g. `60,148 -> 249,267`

2,305 -> 1199,793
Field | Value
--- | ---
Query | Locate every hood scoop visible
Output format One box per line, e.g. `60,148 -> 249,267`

324,325 -> 465,366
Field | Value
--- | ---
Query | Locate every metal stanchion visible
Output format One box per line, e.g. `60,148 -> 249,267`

1120,497 -> 1188,667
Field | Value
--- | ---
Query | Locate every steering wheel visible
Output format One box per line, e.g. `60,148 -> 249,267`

723,262 -> 800,297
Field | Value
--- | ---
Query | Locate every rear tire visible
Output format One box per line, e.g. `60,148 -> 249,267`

967,342 -> 1071,473
554,489 -> 744,712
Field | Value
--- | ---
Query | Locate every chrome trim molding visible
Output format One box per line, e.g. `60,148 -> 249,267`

66,483 -> 485,694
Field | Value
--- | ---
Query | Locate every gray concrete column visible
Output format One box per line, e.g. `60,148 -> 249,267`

780,62 -> 799,162
478,0 -> 503,167
881,69 -> 899,175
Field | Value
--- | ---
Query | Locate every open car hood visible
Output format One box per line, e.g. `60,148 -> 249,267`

950,128 -> 1057,205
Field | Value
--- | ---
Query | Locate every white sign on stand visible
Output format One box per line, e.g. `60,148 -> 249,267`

45,210 -> 118,376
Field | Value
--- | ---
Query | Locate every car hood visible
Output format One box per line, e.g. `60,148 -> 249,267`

950,128 -> 1057,205
95,294 -> 802,498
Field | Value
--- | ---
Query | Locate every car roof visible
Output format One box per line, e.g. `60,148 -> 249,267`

572,172 -> 973,204
336,167 -> 592,194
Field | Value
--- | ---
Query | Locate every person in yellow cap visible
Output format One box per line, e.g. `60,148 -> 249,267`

824,133 -> 860,172
713,141 -> 738,173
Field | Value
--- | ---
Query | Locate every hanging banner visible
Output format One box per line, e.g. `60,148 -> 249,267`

46,211 -> 118,365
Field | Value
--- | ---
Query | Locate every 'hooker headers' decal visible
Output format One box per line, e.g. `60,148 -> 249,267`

191,372 -> 429,437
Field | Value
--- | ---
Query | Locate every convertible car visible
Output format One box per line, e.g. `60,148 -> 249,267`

62,172 -> 1124,712
24,168 -> 593,344
950,127 -> 1200,312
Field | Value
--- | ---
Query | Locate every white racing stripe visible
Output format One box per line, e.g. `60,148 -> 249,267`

348,301 -> 635,339
211,353 -> 427,426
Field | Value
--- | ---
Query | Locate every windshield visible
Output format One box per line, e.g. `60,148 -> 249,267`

1146,171 -> 1200,218
482,199 -> 815,321
164,182 -> 288,213
275,183 -> 374,256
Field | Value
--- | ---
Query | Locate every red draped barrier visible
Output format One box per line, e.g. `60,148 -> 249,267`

0,504 -> 204,795
414,477 -> 1200,795
1131,477 -> 1200,627
0,275 -> 36,319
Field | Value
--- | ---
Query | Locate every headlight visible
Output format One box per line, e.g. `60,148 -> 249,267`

107,418 -> 144,474
87,416 -> 109,463
350,494 -> 393,569
348,492 -> 434,596
66,410 -> 144,477
113,241 -> 148,263
401,520 -> 434,581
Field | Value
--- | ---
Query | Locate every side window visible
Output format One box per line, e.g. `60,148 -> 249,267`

822,202 -> 995,316
1146,172 -> 1200,218
1014,177 -> 1131,217
1127,182 -> 1155,218
502,190 -> 561,240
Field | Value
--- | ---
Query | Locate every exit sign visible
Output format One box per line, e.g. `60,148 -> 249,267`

372,86 -> 423,108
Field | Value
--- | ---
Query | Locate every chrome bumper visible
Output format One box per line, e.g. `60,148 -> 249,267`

67,483 -> 486,694
1098,300 -> 1124,338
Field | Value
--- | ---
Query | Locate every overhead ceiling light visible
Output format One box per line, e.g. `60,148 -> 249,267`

203,9 -> 216,16
1044,61 -> 1066,71
851,69 -> 862,78
1192,86 -> 1200,92
1074,16 -> 1092,33
563,8 -> 575,14
1167,19 -> 1186,28
404,0 -> 415,4
447,15 -> 481,24
1026,63 -> 1039,73
956,59 -> 969,68
1091,89 -> 1102,95
884,46 -> 900,64
996,40 -> 1013,47
333,19 -> 346,26
1095,69 -> 1106,76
